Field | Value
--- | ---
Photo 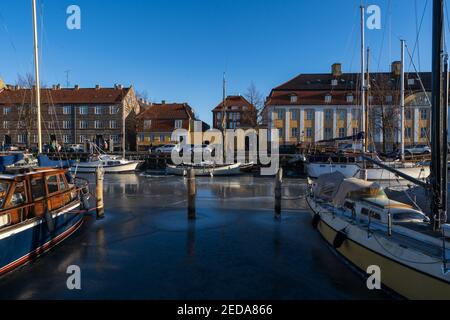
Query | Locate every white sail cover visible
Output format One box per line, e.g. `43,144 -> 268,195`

314,172 -> 382,207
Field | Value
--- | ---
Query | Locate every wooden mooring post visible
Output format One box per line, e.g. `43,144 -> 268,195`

274,168 -> 283,218
187,169 -> 196,219
95,167 -> 105,220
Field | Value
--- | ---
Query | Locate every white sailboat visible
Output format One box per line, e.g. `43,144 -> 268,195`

306,1 -> 450,299
70,143 -> 142,174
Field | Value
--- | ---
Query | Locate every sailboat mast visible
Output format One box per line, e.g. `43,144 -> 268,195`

222,72 -> 227,130
400,39 -> 405,161
430,0 -> 447,230
365,47 -> 370,152
32,0 -> 42,154
360,5 -> 366,153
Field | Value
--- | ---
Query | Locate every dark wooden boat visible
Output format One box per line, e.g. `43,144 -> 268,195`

0,167 -> 90,276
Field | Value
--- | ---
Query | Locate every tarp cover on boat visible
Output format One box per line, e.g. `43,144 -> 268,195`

314,172 -> 383,207
38,155 -> 76,169
0,153 -> 25,172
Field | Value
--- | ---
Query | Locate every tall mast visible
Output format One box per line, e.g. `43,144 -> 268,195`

400,40 -> 405,161
430,0 -> 447,230
221,72 -> 227,130
32,0 -> 42,154
365,47 -> 370,152
360,5 -> 366,153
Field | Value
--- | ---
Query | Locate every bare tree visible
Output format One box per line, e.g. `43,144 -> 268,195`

245,82 -> 263,127
16,72 -> 47,88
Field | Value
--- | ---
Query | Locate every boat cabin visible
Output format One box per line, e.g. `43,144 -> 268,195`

0,168 -> 79,230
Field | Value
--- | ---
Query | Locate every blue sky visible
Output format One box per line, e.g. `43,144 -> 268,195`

0,0 -> 437,125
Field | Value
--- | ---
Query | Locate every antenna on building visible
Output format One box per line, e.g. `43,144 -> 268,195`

64,70 -> 71,88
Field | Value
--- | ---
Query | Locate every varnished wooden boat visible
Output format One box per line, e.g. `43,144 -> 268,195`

0,167 -> 90,276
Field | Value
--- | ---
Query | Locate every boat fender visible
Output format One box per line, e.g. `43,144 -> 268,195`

333,230 -> 347,249
44,210 -> 55,233
312,214 -> 321,229
80,192 -> 90,211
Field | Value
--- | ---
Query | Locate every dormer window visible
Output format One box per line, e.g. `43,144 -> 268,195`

325,94 -> 332,103
290,95 -> 298,104
331,79 -> 338,86
346,94 -> 354,103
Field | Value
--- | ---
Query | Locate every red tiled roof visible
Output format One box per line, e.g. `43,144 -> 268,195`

136,103 -> 194,120
212,95 -> 256,112
0,87 -> 131,105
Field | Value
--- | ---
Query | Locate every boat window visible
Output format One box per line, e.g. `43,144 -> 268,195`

58,175 -> 67,191
0,213 -> 10,228
0,181 -> 10,208
344,201 -> 354,210
370,211 -> 381,220
31,178 -> 46,199
46,175 -> 59,194
393,211 -> 425,222
361,208 -> 370,216
10,182 -> 26,207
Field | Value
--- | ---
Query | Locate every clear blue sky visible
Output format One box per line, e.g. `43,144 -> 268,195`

0,0 -> 439,125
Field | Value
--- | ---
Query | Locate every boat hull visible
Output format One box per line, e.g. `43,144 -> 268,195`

306,163 -> 430,181
167,163 -> 242,176
306,197 -> 450,300
0,202 -> 83,276
71,161 -> 141,173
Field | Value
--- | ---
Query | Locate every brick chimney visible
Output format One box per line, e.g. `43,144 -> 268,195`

95,84 -> 100,90
391,61 -> 402,76
332,63 -> 342,77
74,84 -> 80,90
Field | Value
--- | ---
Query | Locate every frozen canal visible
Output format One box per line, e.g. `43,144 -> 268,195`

0,174 -> 387,299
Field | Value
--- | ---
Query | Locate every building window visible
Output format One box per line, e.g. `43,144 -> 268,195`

306,110 -> 314,121
2,121 -> 8,129
368,95 -> 374,104
405,127 -> 412,138
331,79 -> 338,86
325,95 -> 332,103
62,121 -> 71,129
338,128 -> 346,138
325,109 -> 332,121
95,106 -> 103,115
111,135 -> 119,143
351,109 -> 359,121
79,120 -> 88,129
290,95 -> 298,104
139,133 -> 145,142
80,106 -> 88,115
160,135 -> 166,142
291,127 -> 299,138
420,109 -> 428,120
94,120 -> 102,129
48,122 -> 55,129
306,128 -> 313,138
79,135 -> 87,143
277,110 -> 283,120
216,113 -> 222,120
63,135 -> 71,143
338,110 -> 346,121
3,107 -> 11,115
48,106 -> 56,115
386,96 -> 393,104
144,120 -> 152,129
63,106 -> 72,115
175,120 -> 183,129
109,105 -> 119,114
110,120 -> 118,129
408,78 -> 415,86
291,110 -> 299,120
352,128 -> 358,136
17,134 -> 27,144
324,127 -> 333,139
405,109 -> 412,120
346,94 -> 354,103
278,128 -> 283,138
420,127 -> 428,138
